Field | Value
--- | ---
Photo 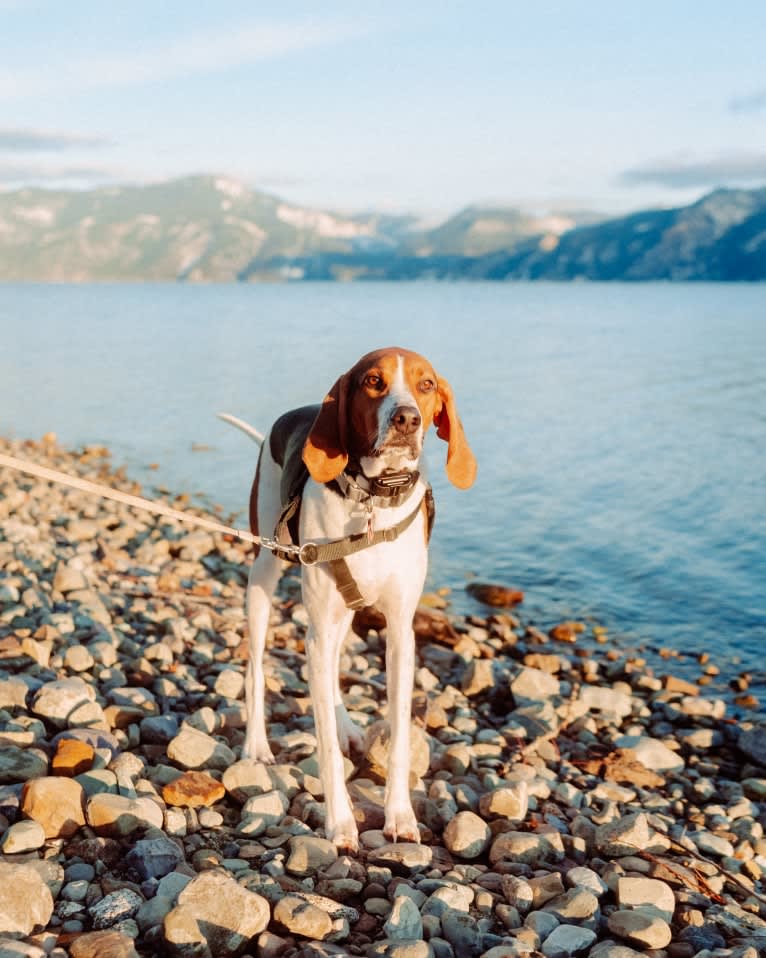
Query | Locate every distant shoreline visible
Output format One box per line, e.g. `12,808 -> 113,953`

1,175 -> 765,281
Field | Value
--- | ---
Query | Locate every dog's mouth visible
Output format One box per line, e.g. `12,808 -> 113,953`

355,429 -> 421,461
374,437 -> 420,455
357,433 -> 421,479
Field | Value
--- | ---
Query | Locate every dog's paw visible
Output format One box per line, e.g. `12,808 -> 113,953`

241,741 -> 276,764
326,818 -> 359,854
383,806 -> 420,844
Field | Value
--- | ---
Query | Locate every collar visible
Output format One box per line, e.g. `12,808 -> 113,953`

329,467 -> 421,509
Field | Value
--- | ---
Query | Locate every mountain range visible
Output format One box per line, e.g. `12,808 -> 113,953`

0,175 -> 764,281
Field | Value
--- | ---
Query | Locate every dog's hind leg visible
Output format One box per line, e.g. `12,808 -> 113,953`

242,440 -> 283,763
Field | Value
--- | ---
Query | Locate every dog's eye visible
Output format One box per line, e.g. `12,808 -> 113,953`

418,379 -> 435,393
364,374 -> 384,390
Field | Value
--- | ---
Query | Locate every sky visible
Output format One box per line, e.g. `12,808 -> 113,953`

1,0 -> 766,219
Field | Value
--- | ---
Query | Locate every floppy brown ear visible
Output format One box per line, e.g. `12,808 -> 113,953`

303,372 -> 351,483
433,376 -> 477,489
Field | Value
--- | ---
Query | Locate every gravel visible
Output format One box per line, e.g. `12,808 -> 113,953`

1,434 -> 766,957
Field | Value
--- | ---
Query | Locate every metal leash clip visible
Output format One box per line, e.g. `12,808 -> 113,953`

260,536 -> 302,560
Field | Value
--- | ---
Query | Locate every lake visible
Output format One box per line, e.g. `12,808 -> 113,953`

1,282 -> 764,696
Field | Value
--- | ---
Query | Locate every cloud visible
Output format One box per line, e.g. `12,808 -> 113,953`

618,153 -> 766,189
0,161 -> 120,186
0,17 -> 366,101
0,128 -> 111,151
729,89 -> 766,113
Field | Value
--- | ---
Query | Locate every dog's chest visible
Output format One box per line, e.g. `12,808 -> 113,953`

300,483 -> 427,606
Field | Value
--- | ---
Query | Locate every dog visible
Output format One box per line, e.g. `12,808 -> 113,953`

221,347 -> 476,851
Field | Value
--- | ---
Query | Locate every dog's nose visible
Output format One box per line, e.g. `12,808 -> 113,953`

391,405 -> 421,435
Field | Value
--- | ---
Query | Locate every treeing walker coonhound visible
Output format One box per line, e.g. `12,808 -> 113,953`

226,346 -> 476,851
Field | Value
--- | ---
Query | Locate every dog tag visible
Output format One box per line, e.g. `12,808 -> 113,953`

367,514 -> 375,543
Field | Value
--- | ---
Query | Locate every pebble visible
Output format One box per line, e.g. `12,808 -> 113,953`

510,665 -> 560,703
478,783 -> 529,821
124,835 -> 185,880
88,889 -> 143,930
0,862 -> 54,936
285,834 -> 338,875
489,830 -> 564,866
368,843 -> 433,874
542,888 -> 600,930
737,725 -> 766,765
161,770 -> 225,807
383,895 -> 423,940
86,793 -> 163,836
461,658 -> 495,696
21,776 -> 86,838
69,930 -> 140,958
51,738 -> 96,776
0,746 -> 48,783
0,435 -> 762,958
613,734 -> 685,772
542,924 -> 597,957
274,894 -> 333,940
607,909 -> 673,949
690,829 -> 736,857
595,812 -> 650,857
616,876 -> 675,921
163,870 -> 269,955
442,810 -> 491,858
465,582 -> 524,606
30,677 -> 97,728
366,941 -> 432,958
364,720 -> 431,781
166,726 -> 236,771
0,818 -> 46,853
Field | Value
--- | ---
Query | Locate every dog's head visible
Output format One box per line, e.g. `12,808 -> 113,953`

303,347 -> 477,489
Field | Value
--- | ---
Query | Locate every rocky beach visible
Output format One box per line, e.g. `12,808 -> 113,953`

2,434 -> 766,958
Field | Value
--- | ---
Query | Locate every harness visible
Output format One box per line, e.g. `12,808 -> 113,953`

270,464 -> 435,611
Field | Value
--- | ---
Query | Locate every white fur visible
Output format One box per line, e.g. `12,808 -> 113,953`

360,356 -> 423,479
234,387 -> 429,851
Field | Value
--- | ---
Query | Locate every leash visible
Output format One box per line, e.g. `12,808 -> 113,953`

0,450 -> 267,549
0,450 -> 425,569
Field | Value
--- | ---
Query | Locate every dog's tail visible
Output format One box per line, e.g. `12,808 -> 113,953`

217,413 -> 265,447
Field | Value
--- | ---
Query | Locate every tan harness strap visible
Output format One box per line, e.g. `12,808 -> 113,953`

328,559 -> 367,610
299,493 -> 425,566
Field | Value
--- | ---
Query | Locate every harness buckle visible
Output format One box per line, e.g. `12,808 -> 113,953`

374,470 -> 418,490
298,542 -> 319,565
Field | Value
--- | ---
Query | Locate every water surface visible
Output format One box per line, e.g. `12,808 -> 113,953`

2,282 -> 764,691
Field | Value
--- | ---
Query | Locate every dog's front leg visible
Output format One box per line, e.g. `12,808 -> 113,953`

306,618 -> 359,852
243,554 -> 281,763
380,605 -> 420,843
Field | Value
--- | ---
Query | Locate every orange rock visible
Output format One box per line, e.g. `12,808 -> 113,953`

52,738 -> 96,777
549,621 -> 586,643
352,606 -> 387,634
466,583 -> 524,607
69,930 -> 139,958
735,694 -> 759,709
22,776 -> 86,838
662,674 -> 699,695
424,700 -> 449,730
162,770 -> 225,807
413,607 -> 459,646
